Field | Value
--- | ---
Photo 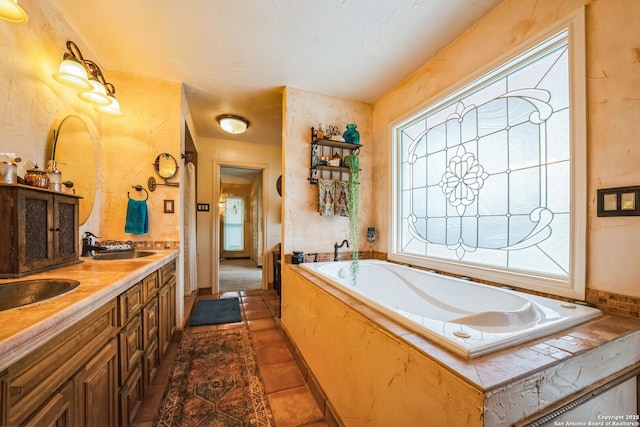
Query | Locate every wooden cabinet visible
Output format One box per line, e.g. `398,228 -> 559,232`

0,184 -> 80,278
0,259 -> 176,426
1,300 -> 117,426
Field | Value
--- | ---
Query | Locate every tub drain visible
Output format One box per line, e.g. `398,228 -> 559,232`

454,330 -> 470,339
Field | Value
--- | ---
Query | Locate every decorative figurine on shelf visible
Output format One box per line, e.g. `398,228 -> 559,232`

316,124 -> 325,139
327,125 -> 345,142
343,124 -> 360,144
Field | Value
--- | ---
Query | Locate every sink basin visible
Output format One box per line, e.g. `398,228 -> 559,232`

0,279 -> 80,311
92,251 -> 155,261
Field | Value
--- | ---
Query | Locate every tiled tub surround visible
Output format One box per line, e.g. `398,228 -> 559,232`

299,260 -> 602,359
0,249 -> 179,371
282,264 -> 640,426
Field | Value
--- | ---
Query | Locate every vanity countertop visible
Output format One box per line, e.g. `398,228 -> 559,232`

0,249 -> 179,371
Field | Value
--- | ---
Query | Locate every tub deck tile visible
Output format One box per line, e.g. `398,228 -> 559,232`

291,265 -> 640,393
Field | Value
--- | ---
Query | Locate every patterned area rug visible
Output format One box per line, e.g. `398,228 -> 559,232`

154,328 -> 274,426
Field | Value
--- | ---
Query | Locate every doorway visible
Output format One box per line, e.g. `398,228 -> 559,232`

218,165 -> 264,293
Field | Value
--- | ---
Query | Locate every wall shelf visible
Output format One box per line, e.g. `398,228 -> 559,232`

309,127 -> 361,184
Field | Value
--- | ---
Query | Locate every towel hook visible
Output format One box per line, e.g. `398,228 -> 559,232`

128,185 -> 149,201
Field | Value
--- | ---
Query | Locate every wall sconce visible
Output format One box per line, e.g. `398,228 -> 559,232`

217,114 -> 249,134
52,41 -> 122,116
0,0 -> 28,23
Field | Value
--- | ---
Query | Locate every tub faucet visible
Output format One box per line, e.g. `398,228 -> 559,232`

334,240 -> 349,261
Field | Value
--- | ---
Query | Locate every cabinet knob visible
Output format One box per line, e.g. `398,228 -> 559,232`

50,228 -> 61,232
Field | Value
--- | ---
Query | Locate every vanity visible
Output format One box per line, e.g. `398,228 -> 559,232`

0,250 -> 178,426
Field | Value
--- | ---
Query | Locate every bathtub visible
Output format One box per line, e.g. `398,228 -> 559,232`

299,260 -> 602,358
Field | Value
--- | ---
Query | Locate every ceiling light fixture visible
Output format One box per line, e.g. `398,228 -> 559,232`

52,41 -> 123,116
0,0 -> 28,23
217,114 -> 250,134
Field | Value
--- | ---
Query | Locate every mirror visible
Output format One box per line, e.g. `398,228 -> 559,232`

52,115 -> 96,225
154,153 -> 178,179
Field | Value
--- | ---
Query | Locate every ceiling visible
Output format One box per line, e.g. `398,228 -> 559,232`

50,0 -> 502,146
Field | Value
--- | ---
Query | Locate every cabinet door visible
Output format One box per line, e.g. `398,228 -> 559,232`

53,194 -> 79,263
157,284 -> 170,359
142,297 -> 159,350
22,379 -> 74,427
18,189 -> 54,272
119,362 -> 143,427
168,275 -> 176,340
75,338 -> 118,427
118,314 -> 143,385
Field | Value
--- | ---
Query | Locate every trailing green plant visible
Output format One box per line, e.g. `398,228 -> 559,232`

345,155 -> 360,283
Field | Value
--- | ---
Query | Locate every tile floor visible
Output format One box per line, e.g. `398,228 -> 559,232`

133,289 -> 328,427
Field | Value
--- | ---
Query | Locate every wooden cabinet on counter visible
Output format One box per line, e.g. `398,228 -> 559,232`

0,258 -> 177,427
0,184 -> 81,278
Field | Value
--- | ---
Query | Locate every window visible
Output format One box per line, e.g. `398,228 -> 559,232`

224,197 -> 245,251
391,13 -> 586,299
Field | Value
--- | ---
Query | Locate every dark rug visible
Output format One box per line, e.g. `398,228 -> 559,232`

154,328 -> 274,426
189,298 -> 242,326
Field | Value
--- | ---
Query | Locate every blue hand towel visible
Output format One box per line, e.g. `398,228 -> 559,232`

125,199 -> 149,234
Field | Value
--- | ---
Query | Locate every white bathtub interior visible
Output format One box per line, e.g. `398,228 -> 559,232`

299,260 -> 602,358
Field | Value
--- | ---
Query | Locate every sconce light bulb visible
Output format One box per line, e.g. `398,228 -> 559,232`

96,94 -> 123,116
0,0 -> 28,23
52,58 -> 92,90
78,79 -> 111,106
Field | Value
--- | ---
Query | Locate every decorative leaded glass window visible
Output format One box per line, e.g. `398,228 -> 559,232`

392,19 -> 586,298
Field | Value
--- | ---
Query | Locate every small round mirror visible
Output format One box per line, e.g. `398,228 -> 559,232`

154,153 -> 177,179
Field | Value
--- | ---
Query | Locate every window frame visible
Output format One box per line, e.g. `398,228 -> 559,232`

389,9 -> 586,299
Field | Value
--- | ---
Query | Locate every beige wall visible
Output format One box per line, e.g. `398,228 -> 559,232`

282,87 -> 373,256
100,71 -> 182,242
0,0 -> 184,245
372,0 -> 640,298
195,138 -> 282,290
0,0 -> 103,234
1,1 -> 187,324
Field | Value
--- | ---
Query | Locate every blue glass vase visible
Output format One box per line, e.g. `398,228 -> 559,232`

343,124 -> 360,144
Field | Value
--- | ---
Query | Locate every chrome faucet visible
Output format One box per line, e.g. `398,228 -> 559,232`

334,240 -> 349,261
81,232 -> 105,257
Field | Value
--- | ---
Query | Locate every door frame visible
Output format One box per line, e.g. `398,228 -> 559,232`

212,160 -> 269,294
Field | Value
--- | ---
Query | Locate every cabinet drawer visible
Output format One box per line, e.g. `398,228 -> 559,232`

160,260 -> 176,285
119,361 -> 143,427
118,314 -> 143,385
22,377 -> 74,427
142,271 -> 159,305
118,282 -> 143,326
5,300 -> 117,426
